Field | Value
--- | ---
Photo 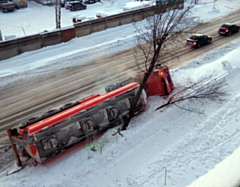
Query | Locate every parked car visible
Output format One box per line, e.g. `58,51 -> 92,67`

218,23 -> 240,36
83,0 -> 100,4
185,34 -> 212,48
0,0 -> 15,12
65,1 -> 80,9
69,1 -> 86,11
62,0 -> 82,7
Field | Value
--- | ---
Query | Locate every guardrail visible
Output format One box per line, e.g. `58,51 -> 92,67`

0,1 -> 183,61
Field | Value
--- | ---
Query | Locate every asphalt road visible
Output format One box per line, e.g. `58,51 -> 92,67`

0,8 -> 240,136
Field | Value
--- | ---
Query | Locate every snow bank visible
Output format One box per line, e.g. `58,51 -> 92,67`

123,1 -> 153,11
187,147 -> 240,187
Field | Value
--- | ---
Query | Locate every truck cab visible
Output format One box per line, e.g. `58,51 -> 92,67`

146,66 -> 174,96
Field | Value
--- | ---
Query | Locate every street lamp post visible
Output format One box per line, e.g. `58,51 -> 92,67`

55,0 -> 61,29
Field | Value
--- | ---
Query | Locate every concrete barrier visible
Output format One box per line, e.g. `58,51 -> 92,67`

0,30 -> 2,41
119,12 -> 133,25
132,9 -> 145,22
0,31 -> 62,61
0,39 -> 20,60
41,30 -> 62,47
61,26 -> 76,43
105,14 -> 121,29
18,34 -> 42,53
74,22 -> 92,37
144,8 -> 156,17
91,19 -> 106,33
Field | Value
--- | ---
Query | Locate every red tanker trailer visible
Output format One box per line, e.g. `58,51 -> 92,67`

7,66 -> 174,166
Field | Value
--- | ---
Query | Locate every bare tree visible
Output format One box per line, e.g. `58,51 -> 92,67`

155,72 -> 229,114
122,0 -> 201,130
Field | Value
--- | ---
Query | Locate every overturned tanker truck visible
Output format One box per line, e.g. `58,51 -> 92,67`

7,66 -> 174,166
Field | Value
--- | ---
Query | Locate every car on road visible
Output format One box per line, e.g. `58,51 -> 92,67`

185,34 -> 212,48
218,23 -> 240,36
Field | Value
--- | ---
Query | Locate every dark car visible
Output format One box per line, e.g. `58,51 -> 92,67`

62,0 -> 77,7
65,1 -> 78,9
218,23 -> 240,36
185,34 -> 212,48
83,0 -> 100,4
61,0 -> 82,9
69,1 -> 86,11
64,0 -> 84,9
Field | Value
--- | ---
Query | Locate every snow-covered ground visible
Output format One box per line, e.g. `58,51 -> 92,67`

0,0 -> 240,187
0,0 -> 155,39
187,147 -> 240,187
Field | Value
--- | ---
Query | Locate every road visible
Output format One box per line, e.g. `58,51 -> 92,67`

0,8 -> 240,136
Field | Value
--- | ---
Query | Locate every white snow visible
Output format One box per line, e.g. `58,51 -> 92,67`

0,0 -> 240,187
187,147 -> 240,187
123,1 -> 153,11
